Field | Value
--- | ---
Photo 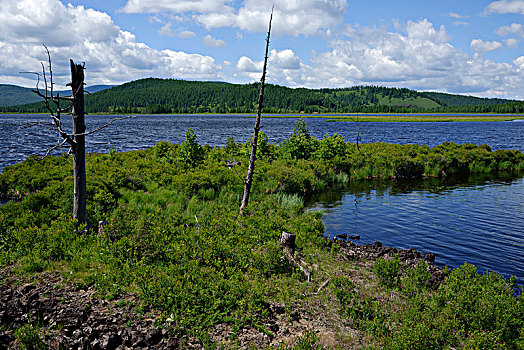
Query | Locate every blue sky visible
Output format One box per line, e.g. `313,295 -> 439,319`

0,0 -> 523,99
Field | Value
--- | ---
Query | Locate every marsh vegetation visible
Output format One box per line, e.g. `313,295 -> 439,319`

1,120 -> 523,348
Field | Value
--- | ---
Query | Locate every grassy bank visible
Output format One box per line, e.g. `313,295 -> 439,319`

3,112 -> 524,122
1,122 -> 523,348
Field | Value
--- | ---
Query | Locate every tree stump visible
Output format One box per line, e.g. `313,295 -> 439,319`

98,220 -> 107,237
280,231 -> 296,256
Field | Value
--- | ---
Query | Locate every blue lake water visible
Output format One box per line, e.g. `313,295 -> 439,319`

1,114 -> 523,282
309,174 -> 524,283
1,114 -> 523,171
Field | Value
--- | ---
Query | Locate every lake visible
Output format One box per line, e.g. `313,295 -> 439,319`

1,114 -> 523,282
1,114 -> 523,171
309,174 -> 524,284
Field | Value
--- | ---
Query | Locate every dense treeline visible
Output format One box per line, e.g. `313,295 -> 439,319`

0,84 -> 114,108
2,78 -> 523,114
1,121 -> 524,347
422,91 -> 516,106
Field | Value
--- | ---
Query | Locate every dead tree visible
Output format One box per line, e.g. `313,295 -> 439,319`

239,8 -> 273,215
29,45 -> 132,231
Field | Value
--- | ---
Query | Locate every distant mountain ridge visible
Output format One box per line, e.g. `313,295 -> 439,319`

0,84 -> 115,107
2,78 -> 522,114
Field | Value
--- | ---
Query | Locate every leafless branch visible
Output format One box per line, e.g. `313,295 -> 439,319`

44,44 -> 54,98
313,277 -> 331,295
73,116 -> 135,137
39,138 -> 69,160
228,157 -> 246,182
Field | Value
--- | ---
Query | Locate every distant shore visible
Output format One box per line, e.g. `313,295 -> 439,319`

2,112 -> 524,122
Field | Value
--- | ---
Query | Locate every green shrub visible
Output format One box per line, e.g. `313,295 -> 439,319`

176,128 -> 205,167
281,119 -> 318,160
373,256 -> 402,288
464,330 -> 506,350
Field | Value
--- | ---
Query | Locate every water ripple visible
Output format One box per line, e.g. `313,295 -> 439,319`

312,176 -> 524,284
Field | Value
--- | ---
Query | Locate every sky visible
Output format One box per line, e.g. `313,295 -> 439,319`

0,0 -> 523,99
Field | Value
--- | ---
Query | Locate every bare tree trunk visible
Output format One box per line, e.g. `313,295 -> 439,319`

29,46 -> 133,232
240,8 -> 273,215
356,114 -> 360,151
70,60 -> 87,228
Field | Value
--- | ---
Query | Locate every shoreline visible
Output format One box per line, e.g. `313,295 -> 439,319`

1,112 -> 524,122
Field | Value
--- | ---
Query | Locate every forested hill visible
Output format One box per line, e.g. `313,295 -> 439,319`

421,91 -> 514,107
3,78 -> 523,114
0,84 -> 114,107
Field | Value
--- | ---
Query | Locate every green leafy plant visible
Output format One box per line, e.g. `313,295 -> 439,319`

373,256 -> 402,288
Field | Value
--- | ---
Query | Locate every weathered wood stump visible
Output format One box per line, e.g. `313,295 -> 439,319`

280,231 -> 296,255
98,220 -> 107,237
280,231 -> 311,282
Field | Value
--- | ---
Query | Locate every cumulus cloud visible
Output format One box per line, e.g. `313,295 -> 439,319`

120,0 -> 230,14
0,0 -> 119,46
121,0 -> 348,36
268,49 -> 301,70
470,39 -> 503,53
484,0 -> 524,15
236,56 -> 262,73
159,23 -> 175,36
0,0 -> 223,86
505,38 -> 520,48
177,30 -> 197,39
231,19 -> 524,99
514,56 -> 524,70
203,35 -> 226,47
236,49 -> 305,85
496,23 -> 524,37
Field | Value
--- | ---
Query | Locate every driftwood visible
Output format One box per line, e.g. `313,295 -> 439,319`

280,231 -> 312,282
313,277 -> 331,295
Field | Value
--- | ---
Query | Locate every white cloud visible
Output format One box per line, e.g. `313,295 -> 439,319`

496,23 -> 524,37
159,23 -> 197,38
229,0 -> 348,36
505,38 -> 520,48
448,12 -> 466,19
0,0 -> 119,46
120,0 -> 230,14
453,21 -> 470,26
121,0 -> 348,37
231,19 -> 524,99
149,16 -> 163,24
236,56 -> 262,73
514,56 -> 524,70
484,0 -> 524,15
203,35 -> 226,47
178,30 -> 197,39
159,23 -> 175,36
470,39 -> 503,53
269,49 -> 301,70
0,0 -> 223,86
